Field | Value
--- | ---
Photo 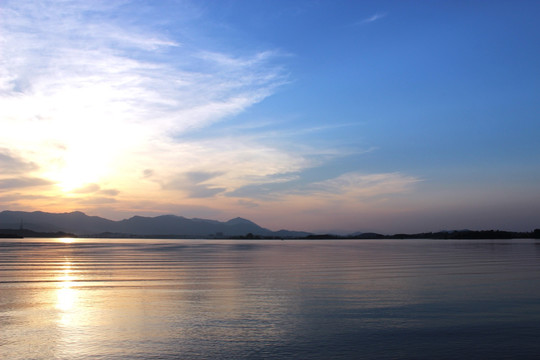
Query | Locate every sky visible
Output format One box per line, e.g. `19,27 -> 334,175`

1,0 -> 539,234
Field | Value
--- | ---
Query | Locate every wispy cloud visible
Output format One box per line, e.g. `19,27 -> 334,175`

163,171 -> 227,198
99,189 -> 120,197
357,12 -> 387,25
0,149 -> 38,174
73,183 -> 101,194
228,163 -> 420,201
0,0 -> 289,200
77,196 -> 118,205
0,177 -> 54,190
72,183 -> 119,197
309,172 -> 420,198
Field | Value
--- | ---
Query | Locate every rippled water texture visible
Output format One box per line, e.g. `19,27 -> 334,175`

1,238 -> 540,359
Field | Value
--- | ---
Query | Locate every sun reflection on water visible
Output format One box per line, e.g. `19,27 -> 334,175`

57,286 -> 76,311
56,261 -> 78,325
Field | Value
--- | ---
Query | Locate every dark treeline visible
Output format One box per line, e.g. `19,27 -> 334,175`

306,229 -> 540,240
0,229 -> 76,238
1,228 -> 539,240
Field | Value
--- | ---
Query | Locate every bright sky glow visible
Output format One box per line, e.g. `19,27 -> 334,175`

1,0 -> 539,233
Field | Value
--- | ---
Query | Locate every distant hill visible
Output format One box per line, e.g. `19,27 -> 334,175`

1,210 -> 537,239
0,210 -> 310,238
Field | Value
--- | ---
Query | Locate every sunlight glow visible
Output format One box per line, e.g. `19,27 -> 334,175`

56,261 -> 78,316
59,238 -> 76,244
57,286 -> 76,312
52,144 -> 109,193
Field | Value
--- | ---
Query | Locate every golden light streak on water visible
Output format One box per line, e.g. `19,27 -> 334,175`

56,260 -> 78,326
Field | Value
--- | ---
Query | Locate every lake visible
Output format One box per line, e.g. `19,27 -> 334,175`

1,238 -> 540,359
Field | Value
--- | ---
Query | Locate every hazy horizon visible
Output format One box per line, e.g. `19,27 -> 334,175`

1,1 -> 539,234
1,209 -> 538,236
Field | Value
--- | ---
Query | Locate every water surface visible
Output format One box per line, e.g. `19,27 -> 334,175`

1,238 -> 540,359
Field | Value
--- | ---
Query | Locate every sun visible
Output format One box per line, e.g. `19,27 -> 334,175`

55,152 -> 103,192
49,142 -> 114,193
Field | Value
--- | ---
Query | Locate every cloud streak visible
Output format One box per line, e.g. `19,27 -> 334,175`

164,171 -> 227,198
0,177 -> 54,190
309,172 -> 420,198
0,0 -> 289,197
0,149 -> 38,174
358,12 -> 387,25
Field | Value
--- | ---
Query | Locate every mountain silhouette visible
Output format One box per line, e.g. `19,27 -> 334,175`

0,210 -> 309,238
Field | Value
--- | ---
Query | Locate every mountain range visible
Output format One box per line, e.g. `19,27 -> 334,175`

0,210 -> 310,238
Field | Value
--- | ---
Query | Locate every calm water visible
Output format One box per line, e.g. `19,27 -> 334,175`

1,238 -> 540,359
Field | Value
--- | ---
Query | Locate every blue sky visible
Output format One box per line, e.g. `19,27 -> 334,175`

1,0 -> 539,233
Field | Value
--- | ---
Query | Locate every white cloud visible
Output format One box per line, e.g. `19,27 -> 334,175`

358,12 -> 387,25
311,172 -> 420,198
0,0 -> 289,196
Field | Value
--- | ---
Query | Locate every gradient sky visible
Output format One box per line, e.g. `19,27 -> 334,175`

1,0 -> 539,234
